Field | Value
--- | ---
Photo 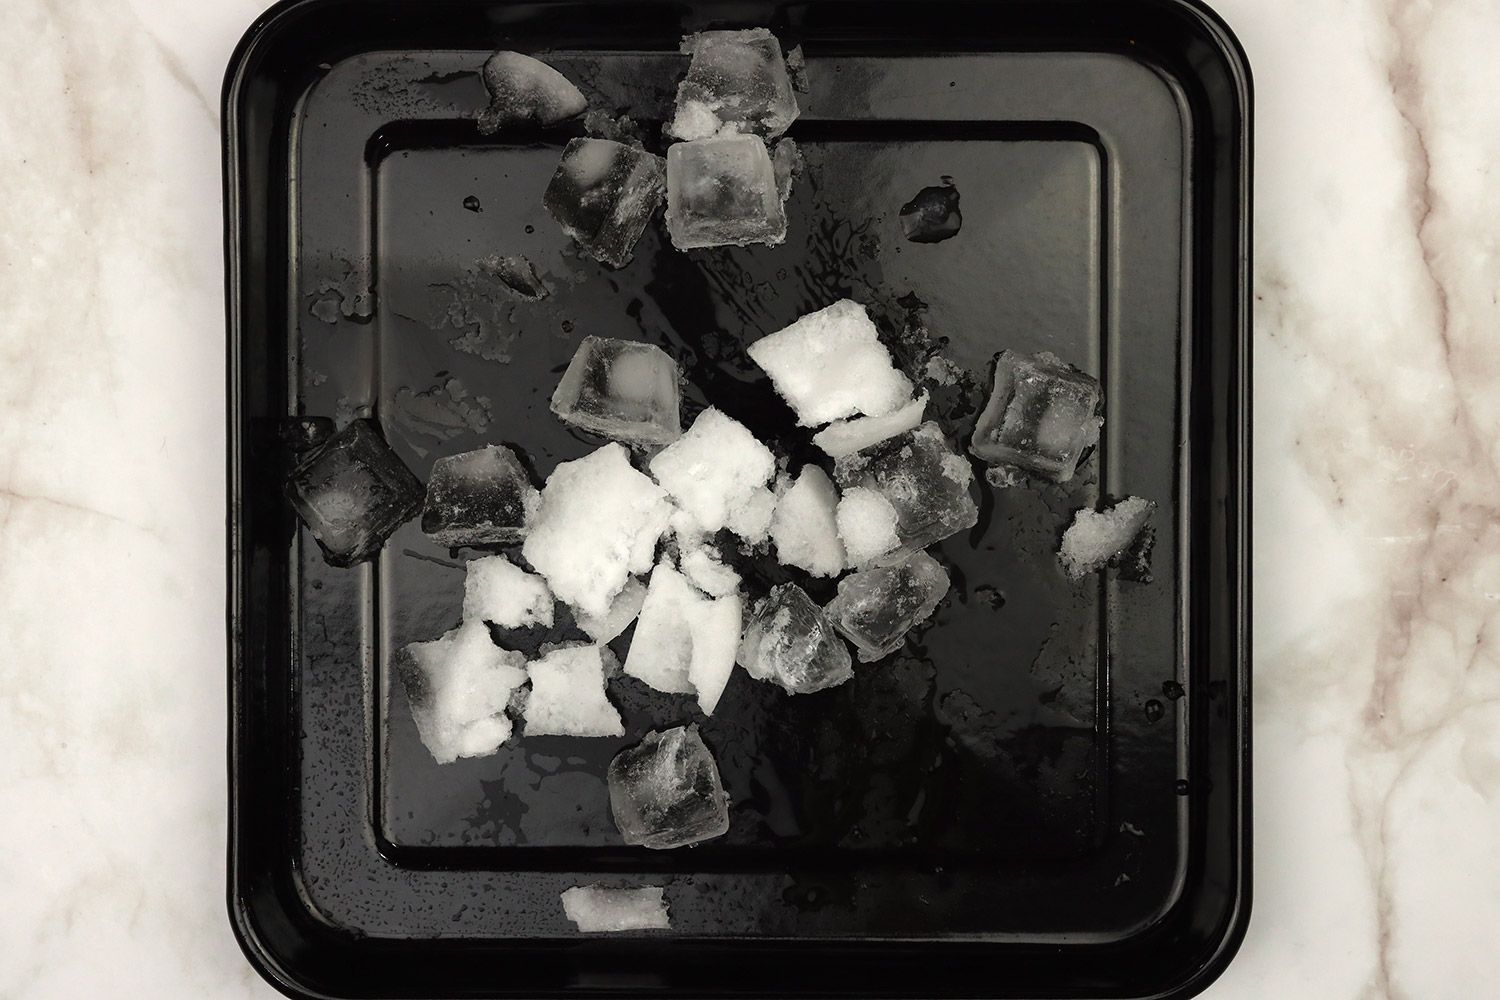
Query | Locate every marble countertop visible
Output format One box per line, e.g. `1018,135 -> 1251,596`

2,0 -> 1497,996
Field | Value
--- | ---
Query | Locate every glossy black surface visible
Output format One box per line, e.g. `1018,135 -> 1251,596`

225,1 -> 1250,997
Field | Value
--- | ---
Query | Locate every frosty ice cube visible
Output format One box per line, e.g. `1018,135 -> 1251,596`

285,419 -> 424,567
648,407 -> 776,542
824,550 -> 951,662
623,563 -> 742,715
836,486 -> 900,567
970,351 -> 1103,483
561,885 -> 670,932
550,337 -> 682,447
739,584 -> 853,695
421,444 -> 539,546
666,28 -> 799,141
607,725 -> 730,849
476,51 -> 588,134
833,421 -> 977,553
769,466 -> 845,577
396,620 -> 528,764
523,643 -> 624,737
462,554 -> 554,628
664,135 -> 787,250
1059,496 -> 1156,579
544,138 -> 666,268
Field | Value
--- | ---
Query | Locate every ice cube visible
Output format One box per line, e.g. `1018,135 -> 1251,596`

550,337 -> 682,447
648,408 -> 777,542
664,135 -> 787,250
544,138 -> 666,268
1059,496 -> 1156,579
523,643 -> 624,737
476,51 -> 588,133
813,393 -> 928,458
623,563 -> 742,715
739,584 -> 853,694
970,351 -> 1103,483
561,885 -> 670,932
836,486 -> 900,567
285,418 -> 424,567
769,466 -> 845,577
833,422 -> 977,552
666,29 -> 799,140
522,444 -> 674,619
679,544 -> 741,598
462,554 -> 554,628
396,620 -> 528,764
824,550 -> 951,662
747,300 -> 914,426
607,725 -> 730,848
574,576 -> 647,643
899,179 -> 962,243
420,444 -> 539,546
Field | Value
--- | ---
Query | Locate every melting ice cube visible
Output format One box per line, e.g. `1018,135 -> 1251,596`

970,351 -> 1103,483
561,885 -> 670,932
824,550 -> 951,662
550,337 -> 682,447
476,51 -> 588,133
544,138 -> 666,269
898,179 -> 962,243
1058,496 -> 1156,579
462,554 -> 554,628
739,583 -> 853,695
607,724 -> 730,849
523,643 -> 624,737
648,407 -> 777,542
833,421 -> 977,553
420,444 -> 538,546
769,466 -> 845,577
666,28 -> 799,141
285,418 -> 424,567
623,563 -> 741,715
664,135 -> 787,250
395,620 -> 528,764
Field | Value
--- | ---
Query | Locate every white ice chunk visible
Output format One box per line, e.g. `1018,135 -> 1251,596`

836,487 -> 901,567
477,51 -> 588,133
397,621 -> 528,764
522,444 -> 674,619
1059,497 -> 1156,578
561,885 -> 670,932
679,544 -> 741,597
523,644 -> 625,737
623,563 -> 742,714
747,300 -> 914,426
574,576 -> 647,643
769,466 -> 845,577
812,393 -> 928,458
648,408 -> 776,541
462,554 -> 554,628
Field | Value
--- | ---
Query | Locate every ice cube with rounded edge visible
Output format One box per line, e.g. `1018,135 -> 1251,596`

523,643 -> 624,737
813,393 -> 927,458
623,563 -> 742,715
476,51 -> 587,133
285,418 -> 424,567
462,554 -> 554,628
836,487 -> 901,567
574,576 -> 647,644
420,444 -> 539,546
648,407 -> 777,542
550,337 -> 682,447
747,300 -> 914,427
666,28 -> 799,140
1059,496 -> 1156,578
561,885 -> 670,932
396,620 -> 528,764
739,583 -> 853,694
522,444 -> 674,619
769,466 -> 845,577
824,550 -> 951,662
833,421 -> 977,553
665,135 -> 787,250
607,725 -> 730,849
970,351 -> 1103,483
544,138 -> 666,269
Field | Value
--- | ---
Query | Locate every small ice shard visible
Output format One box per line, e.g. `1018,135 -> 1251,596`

523,643 -> 625,737
785,44 -> 809,93
824,550 -> 951,662
607,724 -> 730,849
522,444 -> 674,619
285,419 -> 424,567
396,620 -> 528,764
664,135 -> 787,250
574,576 -> 647,643
899,179 -> 962,243
623,563 -> 741,715
462,554 -> 554,628
648,407 -> 777,542
771,138 -> 802,203
476,51 -> 588,133
666,28 -> 799,140
679,544 -> 741,598
544,138 -> 666,268
1059,497 -> 1156,579
420,444 -> 539,547
561,885 -> 670,932
550,337 -> 682,447
739,583 -> 853,694
812,393 -> 928,458
833,422 -> 978,552
475,253 -> 549,301
970,351 -> 1103,483
747,300 -> 914,426
836,487 -> 901,567
769,466 -> 845,577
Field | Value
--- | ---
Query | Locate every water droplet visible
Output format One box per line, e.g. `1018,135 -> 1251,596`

561,320 -> 574,334
462,195 -> 482,212
1144,699 -> 1164,722
1174,779 -> 1190,796
524,224 -> 535,234
1162,680 -> 1185,700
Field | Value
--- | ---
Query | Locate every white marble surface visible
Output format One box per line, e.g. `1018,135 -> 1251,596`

2,0 -> 1497,996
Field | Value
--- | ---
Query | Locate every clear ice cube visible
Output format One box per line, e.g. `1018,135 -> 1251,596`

285,419 -> 424,567
970,351 -> 1103,483
476,51 -> 588,133
607,724 -> 730,849
739,583 -> 853,694
664,135 -> 787,250
421,444 -> 539,546
544,138 -> 666,268
832,421 -> 978,553
666,29 -> 799,141
395,620 -> 529,764
824,550 -> 951,662
550,337 -> 682,447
